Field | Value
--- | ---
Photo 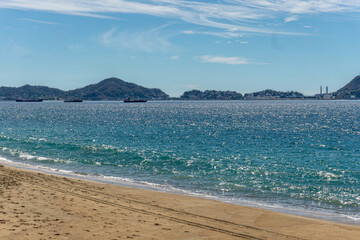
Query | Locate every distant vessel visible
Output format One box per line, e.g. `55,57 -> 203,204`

16,99 -> 43,102
124,97 -> 147,103
64,99 -> 83,102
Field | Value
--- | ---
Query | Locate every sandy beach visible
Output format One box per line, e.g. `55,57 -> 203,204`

0,164 -> 358,240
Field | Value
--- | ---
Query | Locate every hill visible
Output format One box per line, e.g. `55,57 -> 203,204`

0,85 -> 64,100
180,90 -> 243,100
334,75 -> 360,99
244,89 -> 304,100
0,77 -> 169,101
63,77 -> 169,100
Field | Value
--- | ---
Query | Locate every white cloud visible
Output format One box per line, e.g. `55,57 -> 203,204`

183,30 -> 195,34
171,55 -> 180,60
199,55 -> 249,65
1,1 -> 360,35
68,44 -> 82,52
99,25 -> 172,52
284,15 -> 298,23
183,30 -> 244,38
17,18 -> 60,25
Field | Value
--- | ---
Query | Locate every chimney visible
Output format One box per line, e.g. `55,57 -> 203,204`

326,86 -> 328,94
320,86 -> 322,95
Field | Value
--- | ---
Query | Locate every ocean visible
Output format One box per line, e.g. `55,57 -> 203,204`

0,100 -> 359,224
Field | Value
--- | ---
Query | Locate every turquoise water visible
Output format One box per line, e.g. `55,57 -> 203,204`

0,100 -> 359,224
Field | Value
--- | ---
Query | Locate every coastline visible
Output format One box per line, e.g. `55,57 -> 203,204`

0,164 -> 359,240
1,157 -> 358,226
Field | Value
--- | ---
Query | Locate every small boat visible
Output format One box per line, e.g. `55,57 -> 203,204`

64,99 -> 83,102
124,97 -> 147,103
16,99 -> 43,102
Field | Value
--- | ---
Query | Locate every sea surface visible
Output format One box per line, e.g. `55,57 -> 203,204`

0,100 -> 359,224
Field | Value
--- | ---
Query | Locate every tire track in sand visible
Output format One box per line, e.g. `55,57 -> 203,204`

0,168 -> 306,240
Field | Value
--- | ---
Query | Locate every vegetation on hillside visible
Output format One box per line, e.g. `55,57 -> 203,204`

180,90 -> 243,100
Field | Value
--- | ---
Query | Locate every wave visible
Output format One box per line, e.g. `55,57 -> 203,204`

0,147 -> 73,164
0,155 -> 359,225
0,127 -> 359,226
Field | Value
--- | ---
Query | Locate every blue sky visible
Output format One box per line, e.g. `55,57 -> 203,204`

0,0 -> 360,97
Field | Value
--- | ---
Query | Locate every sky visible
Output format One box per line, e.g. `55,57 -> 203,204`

0,0 -> 360,97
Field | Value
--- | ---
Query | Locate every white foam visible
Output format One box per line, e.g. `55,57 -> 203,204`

0,156 -> 14,163
19,153 -> 37,160
3,147 -> 73,164
0,154 -> 358,225
317,170 -> 341,180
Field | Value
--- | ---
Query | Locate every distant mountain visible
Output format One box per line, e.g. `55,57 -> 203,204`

0,85 -> 64,100
180,90 -> 243,100
63,77 -> 169,100
0,77 -> 169,101
334,75 -> 360,99
244,89 -> 304,100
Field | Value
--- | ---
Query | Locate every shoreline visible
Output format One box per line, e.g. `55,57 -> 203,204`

0,158 -> 359,226
0,164 -> 359,239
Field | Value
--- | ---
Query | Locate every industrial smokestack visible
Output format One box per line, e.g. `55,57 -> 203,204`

326,86 -> 328,94
320,86 -> 322,95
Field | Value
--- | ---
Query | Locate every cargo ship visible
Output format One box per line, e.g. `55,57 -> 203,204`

15,99 -> 43,102
64,99 -> 83,102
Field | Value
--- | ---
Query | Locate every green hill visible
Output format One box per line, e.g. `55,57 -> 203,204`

180,90 -> 243,100
0,77 -> 169,101
63,77 -> 169,100
244,89 -> 304,100
0,85 -> 64,100
335,75 -> 360,99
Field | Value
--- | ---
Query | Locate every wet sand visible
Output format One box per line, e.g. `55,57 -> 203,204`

0,164 -> 359,239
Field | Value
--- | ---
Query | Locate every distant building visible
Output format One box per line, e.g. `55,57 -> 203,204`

323,94 -> 332,100
315,86 -> 334,99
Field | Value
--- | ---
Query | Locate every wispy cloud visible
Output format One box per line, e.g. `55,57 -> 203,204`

170,55 -> 180,60
99,25 -> 172,52
199,55 -> 249,65
2,1 -> 360,35
17,18 -> 60,25
68,44 -> 82,52
284,15 -> 298,23
183,30 -> 244,38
